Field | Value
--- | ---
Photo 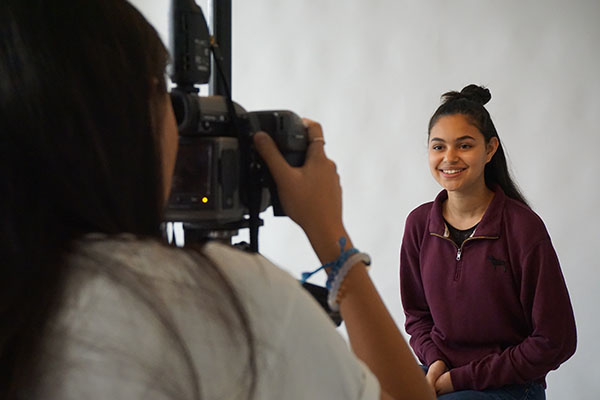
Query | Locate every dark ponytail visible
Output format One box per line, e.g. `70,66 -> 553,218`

428,84 -> 528,206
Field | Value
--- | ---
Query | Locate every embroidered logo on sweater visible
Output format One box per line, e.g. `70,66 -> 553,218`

489,256 -> 507,272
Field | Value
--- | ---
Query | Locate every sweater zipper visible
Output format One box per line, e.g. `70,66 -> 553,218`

430,233 -> 498,280
430,234 -> 499,261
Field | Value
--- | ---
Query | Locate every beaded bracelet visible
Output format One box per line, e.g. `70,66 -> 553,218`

299,237 -> 371,312
300,237 -> 357,286
327,251 -> 371,311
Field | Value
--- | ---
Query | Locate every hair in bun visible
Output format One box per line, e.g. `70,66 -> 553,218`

427,84 -> 528,205
440,84 -> 491,106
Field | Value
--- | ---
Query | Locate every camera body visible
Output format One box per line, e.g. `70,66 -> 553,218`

165,92 -> 307,228
165,0 -> 307,233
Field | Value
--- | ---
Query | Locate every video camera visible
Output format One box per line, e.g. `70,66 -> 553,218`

164,0 -> 307,249
164,0 -> 342,325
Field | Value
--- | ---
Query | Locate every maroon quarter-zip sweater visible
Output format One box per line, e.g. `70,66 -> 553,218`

400,186 -> 576,391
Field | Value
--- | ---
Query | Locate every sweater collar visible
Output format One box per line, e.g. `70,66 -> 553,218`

428,185 -> 506,237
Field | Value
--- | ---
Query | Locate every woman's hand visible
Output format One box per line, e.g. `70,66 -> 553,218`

426,360 -> 448,389
434,371 -> 454,395
425,360 -> 454,395
253,119 -> 346,261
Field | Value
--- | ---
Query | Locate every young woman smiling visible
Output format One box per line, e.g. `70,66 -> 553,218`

399,85 -> 576,399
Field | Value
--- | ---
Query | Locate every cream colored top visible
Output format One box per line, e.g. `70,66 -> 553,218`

32,236 -> 379,399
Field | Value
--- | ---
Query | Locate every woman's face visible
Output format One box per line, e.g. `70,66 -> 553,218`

160,92 -> 178,203
428,114 -> 498,195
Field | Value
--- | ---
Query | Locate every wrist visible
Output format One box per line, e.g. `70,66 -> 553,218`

299,234 -> 371,312
326,250 -> 371,311
335,261 -> 370,306
306,225 -> 352,264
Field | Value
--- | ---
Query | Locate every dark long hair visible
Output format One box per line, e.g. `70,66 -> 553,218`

428,84 -> 528,205
0,0 -> 254,398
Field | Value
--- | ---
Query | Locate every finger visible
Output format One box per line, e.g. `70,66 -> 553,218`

253,131 -> 292,184
303,118 -> 327,159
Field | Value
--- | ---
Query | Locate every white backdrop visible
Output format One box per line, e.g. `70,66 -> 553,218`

133,0 -> 599,397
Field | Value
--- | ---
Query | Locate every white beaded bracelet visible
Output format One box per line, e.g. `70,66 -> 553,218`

327,252 -> 371,312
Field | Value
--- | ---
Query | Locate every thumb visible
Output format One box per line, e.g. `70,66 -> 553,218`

253,131 -> 292,184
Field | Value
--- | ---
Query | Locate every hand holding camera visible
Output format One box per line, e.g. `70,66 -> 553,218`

253,119 -> 349,264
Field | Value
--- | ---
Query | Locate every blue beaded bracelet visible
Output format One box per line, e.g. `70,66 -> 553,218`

300,237 -> 359,289
327,251 -> 371,311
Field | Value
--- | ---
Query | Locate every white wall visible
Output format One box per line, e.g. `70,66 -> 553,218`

133,0 -> 600,397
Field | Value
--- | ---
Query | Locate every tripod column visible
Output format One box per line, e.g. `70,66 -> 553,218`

209,0 -> 232,96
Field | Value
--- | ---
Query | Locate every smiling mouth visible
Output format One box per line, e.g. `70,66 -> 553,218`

440,168 -> 466,175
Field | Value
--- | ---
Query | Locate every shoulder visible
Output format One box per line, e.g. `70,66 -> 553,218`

402,201 -> 434,242
68,235 -> 313,327
203,241 -> 296,287
70,233 -> 198,281
502,198 -> 551,243
69,236 -> 309,330
406,201 -> 434,226
201,241 -> 308,318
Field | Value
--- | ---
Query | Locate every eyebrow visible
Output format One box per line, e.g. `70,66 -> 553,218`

430,135 -> 477,142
